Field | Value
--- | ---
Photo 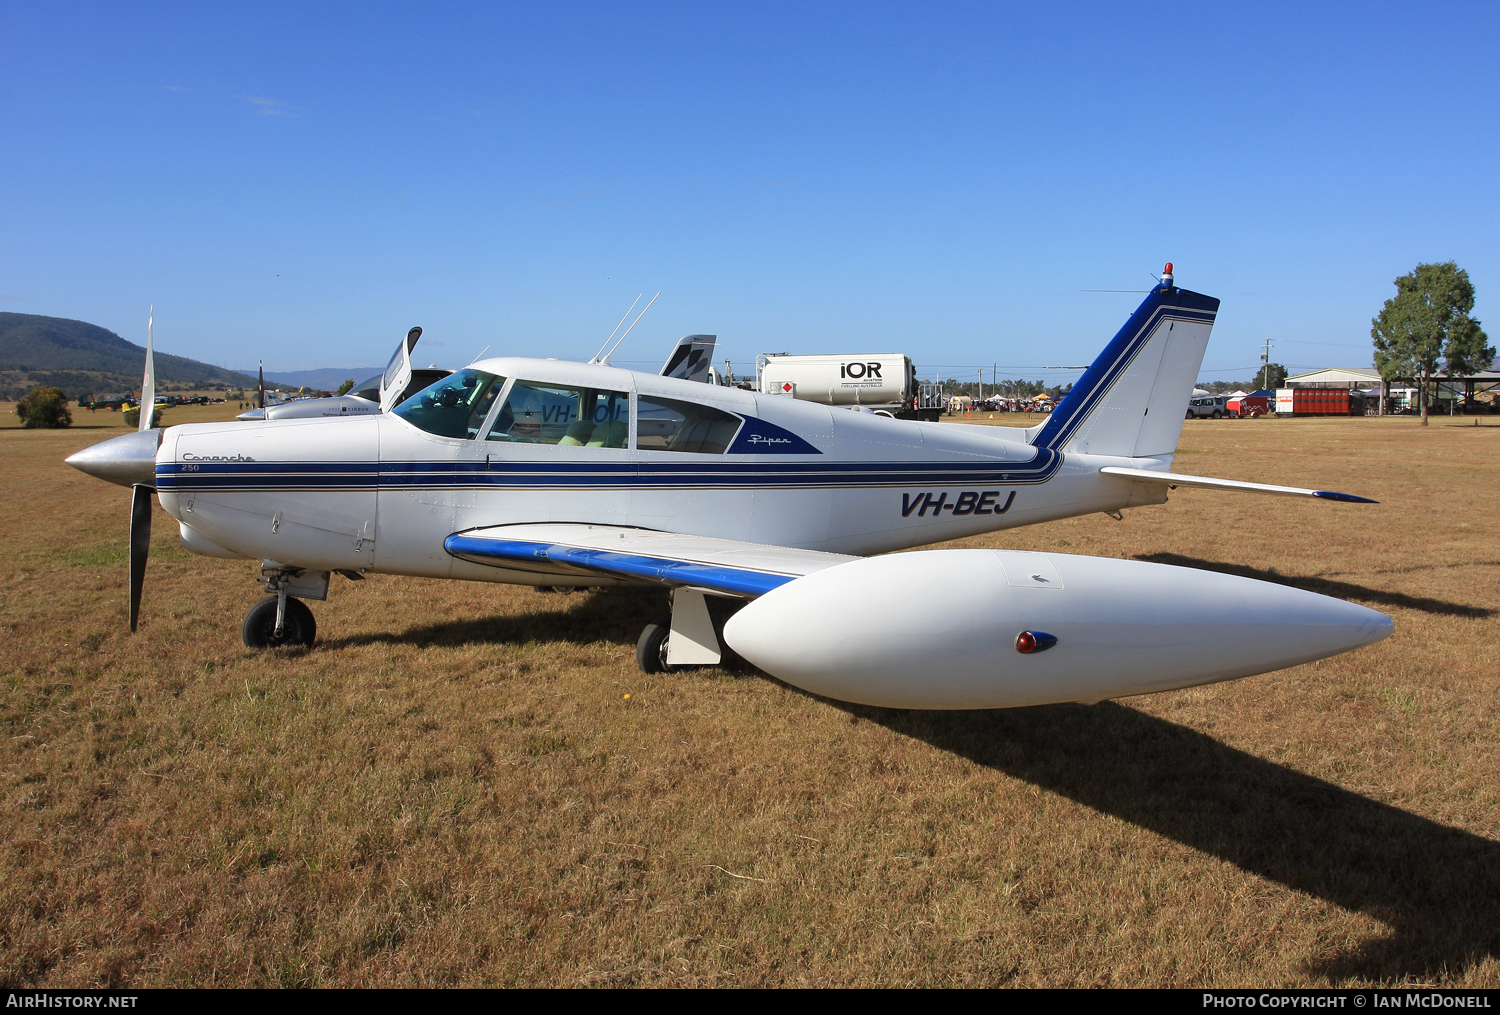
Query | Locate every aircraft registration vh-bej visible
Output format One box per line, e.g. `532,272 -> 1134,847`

66,266 -> 1392,710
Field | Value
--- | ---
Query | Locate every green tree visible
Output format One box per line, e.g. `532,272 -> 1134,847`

336,378 -> 355,396
1372,262 -> 1493,426
14,386 -> 73,428
122,405 -> 167,428
1256,362 -> 1287,391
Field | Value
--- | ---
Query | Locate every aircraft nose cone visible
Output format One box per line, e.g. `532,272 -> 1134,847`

65,429 -> 162,488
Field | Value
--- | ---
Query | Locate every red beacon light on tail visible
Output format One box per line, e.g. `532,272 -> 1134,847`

1162,262 -> 1174,287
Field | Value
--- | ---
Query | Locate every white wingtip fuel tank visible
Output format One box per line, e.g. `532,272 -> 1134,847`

722,550 -> 1393,709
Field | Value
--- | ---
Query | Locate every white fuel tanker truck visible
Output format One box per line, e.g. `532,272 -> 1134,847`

755,353 -> 945,421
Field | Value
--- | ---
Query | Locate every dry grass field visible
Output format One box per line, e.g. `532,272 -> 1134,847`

1,405 -> 1496,987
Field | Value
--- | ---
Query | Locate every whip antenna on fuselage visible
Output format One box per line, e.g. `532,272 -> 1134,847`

601,291 -> 660,364
469,344 -> 490,365
590,294 -> 642,364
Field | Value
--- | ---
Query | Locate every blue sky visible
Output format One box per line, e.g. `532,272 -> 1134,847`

3,1 -> 1496,384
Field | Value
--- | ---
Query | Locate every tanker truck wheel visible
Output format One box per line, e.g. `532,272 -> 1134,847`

636,620 -> 671,674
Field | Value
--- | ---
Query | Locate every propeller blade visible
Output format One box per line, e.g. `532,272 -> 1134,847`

140,307 -> 156,431
129,483 -> 153,632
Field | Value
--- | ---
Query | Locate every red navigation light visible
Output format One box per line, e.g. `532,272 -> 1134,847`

1015,630 -> 1059,654
1164,262 -> 1173,275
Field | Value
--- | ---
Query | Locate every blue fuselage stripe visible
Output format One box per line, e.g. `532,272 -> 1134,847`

155,450 -> 1063,492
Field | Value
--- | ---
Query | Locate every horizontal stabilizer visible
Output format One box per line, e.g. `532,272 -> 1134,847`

1099,467 -> 1377,503
445,523 -> 855,596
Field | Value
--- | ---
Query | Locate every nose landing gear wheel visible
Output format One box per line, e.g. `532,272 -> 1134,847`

636,619 -> 671,674
242,595 -> 317,648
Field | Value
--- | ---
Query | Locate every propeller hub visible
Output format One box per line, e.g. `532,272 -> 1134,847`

65,429 -> 162,488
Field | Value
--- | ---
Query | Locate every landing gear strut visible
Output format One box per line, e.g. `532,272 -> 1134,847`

634,589 -> 723,674
242,564 -> 324,648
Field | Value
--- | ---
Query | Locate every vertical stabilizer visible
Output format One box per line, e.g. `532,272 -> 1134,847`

1030,265 -> 1219,458
661,334 -> 717,383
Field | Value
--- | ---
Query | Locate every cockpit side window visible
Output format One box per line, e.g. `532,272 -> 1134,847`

636,395 -> 741,454
487,381 -> 629,447
391,369 -> 506,438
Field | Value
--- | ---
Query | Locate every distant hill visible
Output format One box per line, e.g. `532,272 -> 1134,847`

0,312 -> 265,400
260,367 -> 385,390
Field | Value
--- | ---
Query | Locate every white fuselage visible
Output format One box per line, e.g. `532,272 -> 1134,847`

156,356 -> 1168,584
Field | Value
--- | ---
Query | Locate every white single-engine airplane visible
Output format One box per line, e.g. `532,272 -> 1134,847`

67,267 -> 1392,709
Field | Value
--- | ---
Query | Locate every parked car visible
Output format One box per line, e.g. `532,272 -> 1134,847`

1186,395 -> 1232,419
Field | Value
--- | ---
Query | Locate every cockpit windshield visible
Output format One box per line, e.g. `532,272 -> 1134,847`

349,375 -> 381,402
392,369 -> 506,438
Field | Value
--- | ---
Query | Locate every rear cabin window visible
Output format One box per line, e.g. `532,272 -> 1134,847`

637,395 -> 741,454
487,381 -> 630,447
392,369 -> 506,439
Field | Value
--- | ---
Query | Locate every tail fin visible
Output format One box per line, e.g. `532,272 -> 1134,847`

1030,266 -> 1219,458
661,334 -> 717,383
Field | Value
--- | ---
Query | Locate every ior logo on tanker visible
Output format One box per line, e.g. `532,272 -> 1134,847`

902,490 -> 1016,517
840,362 -> 884,379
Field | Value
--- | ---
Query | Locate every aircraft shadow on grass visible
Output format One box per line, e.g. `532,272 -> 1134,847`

1135,552 -> 1495,620
321,587 -> 671,651
846,700 -> 1500,982
323,588 -> 1499,977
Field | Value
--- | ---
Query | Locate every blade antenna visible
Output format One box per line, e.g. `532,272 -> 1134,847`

590,294 -> 642,364
602,292 -> 660,364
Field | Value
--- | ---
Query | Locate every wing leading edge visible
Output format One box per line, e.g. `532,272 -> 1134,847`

444,523 -> 857,597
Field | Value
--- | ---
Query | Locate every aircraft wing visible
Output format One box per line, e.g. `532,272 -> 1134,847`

444,523 -> 857,596
1098,467 -> 1377,503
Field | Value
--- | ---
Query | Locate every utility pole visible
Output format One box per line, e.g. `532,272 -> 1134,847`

1259,337 -> 1273,390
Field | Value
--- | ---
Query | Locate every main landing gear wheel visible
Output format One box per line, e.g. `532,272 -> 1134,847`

242,595 -> 317,649
636,619 -> 671,674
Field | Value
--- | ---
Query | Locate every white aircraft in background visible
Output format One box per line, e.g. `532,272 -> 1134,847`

236,331 -> 719,421
235,327 -> 446,421
66,267 -> 1391,710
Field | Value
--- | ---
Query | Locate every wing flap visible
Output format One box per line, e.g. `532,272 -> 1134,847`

1099,466 -> 1377,503
444,523 -> 857,596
